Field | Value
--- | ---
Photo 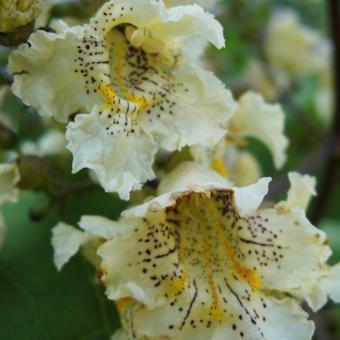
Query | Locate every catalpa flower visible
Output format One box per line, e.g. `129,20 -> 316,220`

0,0 -> 42,33
66,163 -> 338,339
192,92 -> 288,183
9,0 -> 234,199
266,9 -> 331,76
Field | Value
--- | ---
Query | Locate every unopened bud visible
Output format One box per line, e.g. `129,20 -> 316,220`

0,21 -> 34,47
17,155 -> 49,190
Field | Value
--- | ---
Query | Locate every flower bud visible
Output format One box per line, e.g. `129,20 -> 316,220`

17,154 -> 49,189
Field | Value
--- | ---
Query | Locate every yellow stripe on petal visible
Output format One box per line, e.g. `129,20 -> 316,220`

224,240 -> 261,292
211,158 -> 228,177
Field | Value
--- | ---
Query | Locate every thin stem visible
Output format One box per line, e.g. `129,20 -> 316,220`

311,0 -> 340,225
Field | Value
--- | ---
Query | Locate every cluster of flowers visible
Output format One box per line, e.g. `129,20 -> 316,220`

0,0 -> 339,339
241,8 -> 333,123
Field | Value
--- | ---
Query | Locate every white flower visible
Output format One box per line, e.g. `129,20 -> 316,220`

0,0 -> 42,33
51,222 -> 92,271
9,0 -> 235,199
229,92 -> 288,169
191,92 -> 288,183
0,163 -> 20,205
51,216 -> 130,270
266,9 -> 331,76
276,172 -> 316,212
83,163 -> 338,339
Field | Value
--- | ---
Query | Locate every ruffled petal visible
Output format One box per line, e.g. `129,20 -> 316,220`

212,296 -> 314,340
111,238 -> 314,340
93,0 -> 224,48
128,295 -> 314,340
0,163 -> 20,205
79,215 -> 137,239
230,92 -> 288,168
9,21 -> 103,122
9,0 -> 224,122
140,65 -> 235,150
157,161 -> 231,195
242,207 -> 331,293
66,109 -> 157,200
232,177 -> 271,216
296,263 -> 340,312
97,166 -> 330,339
266,10 -> 330,76
51,222 -> 91,271
326,264 -> 340,303
276,172 -> 316,211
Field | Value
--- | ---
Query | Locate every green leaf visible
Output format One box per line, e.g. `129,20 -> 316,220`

0,190 -> 125,340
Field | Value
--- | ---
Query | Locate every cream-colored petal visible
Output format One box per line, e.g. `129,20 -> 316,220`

230,151 -> 262,187
266,9 -> 331,76
300,263 -> 340,311
51,222 -> 91,271
0,163 -> 20,205
0,0 -> 42,32
232,177 -> 271,217
242,207 -> 331,294
147,3 -> 224,48
235,174 -> 331,298
66,109 -> 157,200
276,172 -> 316,211
181,36 -> 209,69
10,0 -> 224,122
98,216 -> 178,307
79,215 -> 137,239
9,21 -> 103,122
211,297 -> 314,340
157,161 -> 231,195
141,65 -> 235,151
324,264 -> 340,303
230,92 -> 288,168
93,0 -> 224,49
126,163 -> 269,219
99,178 -> 326,339
37,129 -> 66,155
115,247 -> 314,340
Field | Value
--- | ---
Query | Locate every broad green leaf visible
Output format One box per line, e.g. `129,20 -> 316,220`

0,190 -> 126,340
